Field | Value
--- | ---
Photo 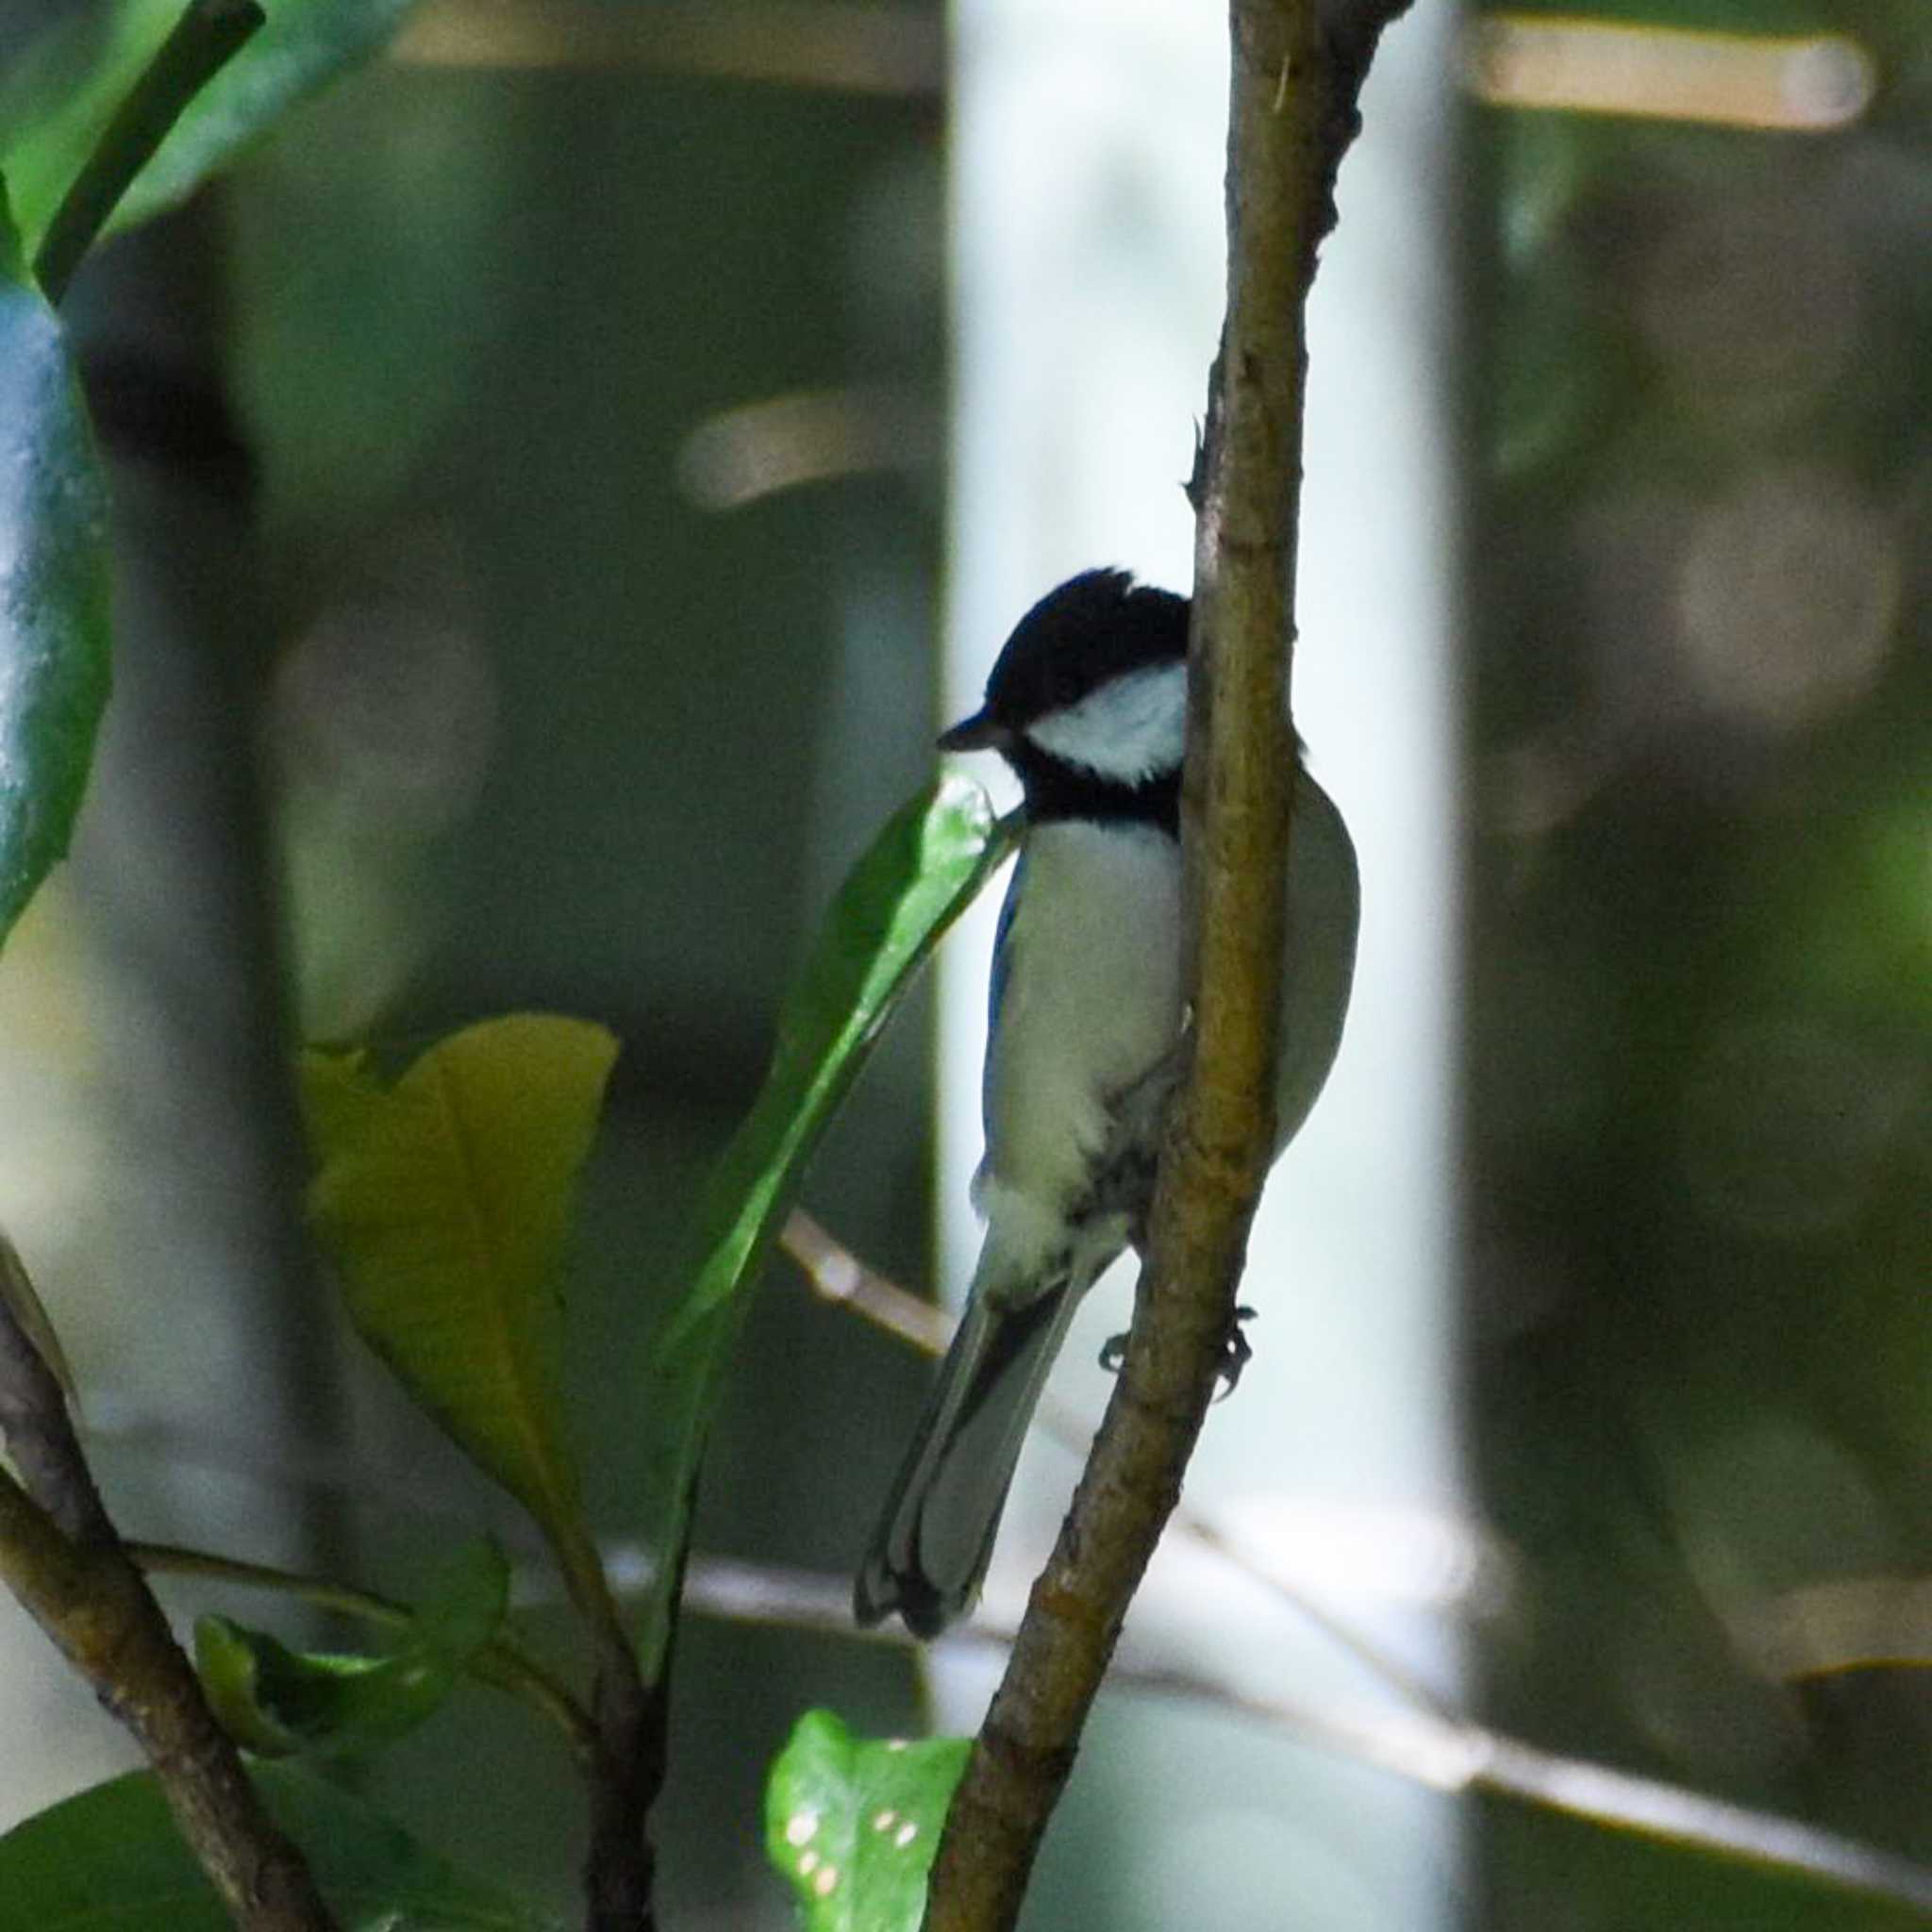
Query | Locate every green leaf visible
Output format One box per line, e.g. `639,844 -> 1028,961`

408,1535 -> 515,1660
195,1541 -> 509,1759
0,193 -> 112,950
764,1710 -> 970,1932
302,1016 -> 618,1607
196,1615 -> 457,1759
0,1763 -> 557,1930
639,777 -> 1015,1672
0,0 -> 422,258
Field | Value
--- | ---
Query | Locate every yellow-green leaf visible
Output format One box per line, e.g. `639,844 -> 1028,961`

301,1016 -> 616,1603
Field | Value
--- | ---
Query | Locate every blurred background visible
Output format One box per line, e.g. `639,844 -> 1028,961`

0,0 -> 1925,1927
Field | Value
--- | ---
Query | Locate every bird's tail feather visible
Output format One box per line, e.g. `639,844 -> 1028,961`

853,1277 -> 1083,1637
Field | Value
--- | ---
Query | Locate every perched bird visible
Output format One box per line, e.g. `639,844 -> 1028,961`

854,568 -> 1359,1637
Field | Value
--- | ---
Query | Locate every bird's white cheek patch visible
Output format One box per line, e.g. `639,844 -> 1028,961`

1024,661 -> 1186,783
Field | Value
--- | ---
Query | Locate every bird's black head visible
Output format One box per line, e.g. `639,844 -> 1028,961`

940,569 -> 1190,832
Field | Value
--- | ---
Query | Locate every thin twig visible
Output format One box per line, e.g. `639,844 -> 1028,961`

782,1208 -> 1453,1719
391,0 -> 943,96
33,0 -> 265,305
920,2 -> 1414,1923
588,1541 -> 1932,1921
783,1208 -> 952,1354
1123,1659 -> 1932,1919
0,1257 -> 335,1931
126,1541 -> 599,1765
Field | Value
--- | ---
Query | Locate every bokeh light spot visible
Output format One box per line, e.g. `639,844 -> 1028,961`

1674,468 -> 1900,733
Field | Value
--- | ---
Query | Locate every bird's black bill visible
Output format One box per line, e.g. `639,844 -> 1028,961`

937,708 -> 1007,753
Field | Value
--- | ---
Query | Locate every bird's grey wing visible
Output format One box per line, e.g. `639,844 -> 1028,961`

1090,770 -> 1357,1238
1274,770 -> 1360,1152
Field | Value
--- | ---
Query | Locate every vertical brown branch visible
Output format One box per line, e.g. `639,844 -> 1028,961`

584,1638 -> 659,1932
0,1259 -> 336,1932
921,3 -> 1412,1927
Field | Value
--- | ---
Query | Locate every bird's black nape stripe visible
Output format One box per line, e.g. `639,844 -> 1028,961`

1006,741 -> 1181,835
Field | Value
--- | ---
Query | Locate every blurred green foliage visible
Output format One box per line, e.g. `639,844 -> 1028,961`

0,0 -> 418,253
0,1763 -> 555,1930
1465,2 -> 1932,1921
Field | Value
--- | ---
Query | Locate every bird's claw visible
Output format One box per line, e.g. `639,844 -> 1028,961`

1214,1307 -> 1257,1399
1097,1306 -> 1256,1391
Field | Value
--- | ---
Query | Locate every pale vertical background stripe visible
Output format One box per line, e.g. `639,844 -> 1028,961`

940,1 -> 1463,1922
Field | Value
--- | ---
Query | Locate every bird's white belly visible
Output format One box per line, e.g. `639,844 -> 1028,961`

980,820 -> 1184,1226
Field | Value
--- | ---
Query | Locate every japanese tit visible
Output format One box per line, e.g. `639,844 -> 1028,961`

854,568 -> 1359,1637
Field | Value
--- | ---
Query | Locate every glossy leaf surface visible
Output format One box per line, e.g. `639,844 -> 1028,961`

0,197 -> 111,949
640,778 -> 1014,1670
